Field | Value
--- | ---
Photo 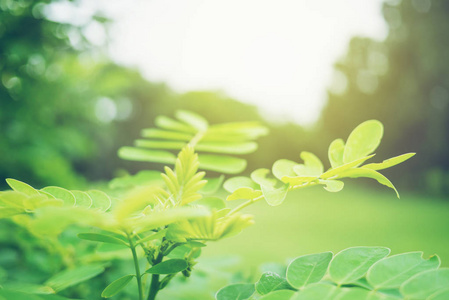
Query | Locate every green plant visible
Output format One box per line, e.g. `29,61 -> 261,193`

0,110 -> 432,300
217,247 -> 449,300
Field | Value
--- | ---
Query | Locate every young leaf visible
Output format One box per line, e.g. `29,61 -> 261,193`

343,120 -> 383,164
329,247 -> 390,285
362,153 -> 416,171
6,179 -> 39,196
400,268 -> 449,299
71,190 -> 92,208
328,138 -> 345,168
199,154 -> 247,174
251,168 -> 278,188
226,187 -> 263,201
272,159 -> 299,180
294,152 -> 323,176
223,177 -> 259,193
196,141 -> 258,154
77,233 -> 129,246
336,168 -> 399,198
175,110 -> 208,131
101,274 -> 135,298
118,147 -> 177,164
87,190 -> 112,211
261,183 -> 289,206
141,128 -> 193,141
367,252 -> 440,289
320,155 -> 375,179
45,264 -> 105,292
41,187 -> 75,206
145,259 -> 188,274
255,272 -> 293,295
286,252 -> 333,288
215,283 -> 255,300
154,115 -> 196,133
319,180 -> 344,192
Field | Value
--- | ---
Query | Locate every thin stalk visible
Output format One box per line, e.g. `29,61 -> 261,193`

147,250 -> 164,300
127,233 -> 144,300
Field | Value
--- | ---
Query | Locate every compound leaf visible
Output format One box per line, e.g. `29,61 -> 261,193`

400,269 -> 449,299
45,264 -> 105,292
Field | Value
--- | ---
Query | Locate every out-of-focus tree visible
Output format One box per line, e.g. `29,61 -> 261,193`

318,0 -> 449,194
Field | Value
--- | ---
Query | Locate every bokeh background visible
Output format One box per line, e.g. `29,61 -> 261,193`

1,0 -> 449,289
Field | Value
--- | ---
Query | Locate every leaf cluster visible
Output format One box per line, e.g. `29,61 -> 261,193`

217,247 -> 448,300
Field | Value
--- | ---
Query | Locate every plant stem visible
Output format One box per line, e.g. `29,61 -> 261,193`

127,233 -> 144,300
147,250 -> 164,300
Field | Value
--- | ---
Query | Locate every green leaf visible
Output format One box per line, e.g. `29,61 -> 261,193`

362,153 -> 415,171
251,168 -> 278,188
87,190 -> 111,212
200,175 -> 225,195
400,269 -> 449,299
256,272 -> 293,295
196,141 -> 258,154
429,289 -> 449,300
329,247 -> 390,284
41,187 -> 75,206
6,179 -> 39,196
141,128 -> 193,141
0,207 -> 24,218
280,176 -> 317,186
215,283 -> 255,300
101,274 -> 135,298
328,138 -> 345,168
319,180 -> 344,192
320,155 -> 375,179
175,110 -> 208,131
118,147 -> 176,164
367,252 -> 440,289
343,120 -> 383,164
262,183 -> 289,206
109,170 -> 164,189
293,152 -> 323,176
146,259 -> 188,274
71,191 -> 92,208
226,187 -> 263,201
195,197 -> 226,210
294,283 -> 338,300
259,290 -> 296,300
77,233 -> 129,246
337,168 -> 399,198
135,139 -> 186,150
199,154 -> 247,174
272,159 -> 299,180
45,264 -> 105,292
223,177 -> 259,193
286,252 -> 333,288
2,282 -> 55,294
155,115 -> 196,133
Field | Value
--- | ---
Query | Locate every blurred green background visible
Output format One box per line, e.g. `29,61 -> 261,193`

1,0 -> 449,292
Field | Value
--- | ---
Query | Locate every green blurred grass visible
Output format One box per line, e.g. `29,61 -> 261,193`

202,184 -> 449,269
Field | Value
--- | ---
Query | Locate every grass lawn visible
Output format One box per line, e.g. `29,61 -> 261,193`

202,184 -> 449,269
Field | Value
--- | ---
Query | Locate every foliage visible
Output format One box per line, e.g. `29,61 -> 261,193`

216,247 -> 448,300
0,111 -> 415,299
320,0 -> 449,194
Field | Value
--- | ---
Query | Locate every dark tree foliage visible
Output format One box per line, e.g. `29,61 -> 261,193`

318,0 -> 449,194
